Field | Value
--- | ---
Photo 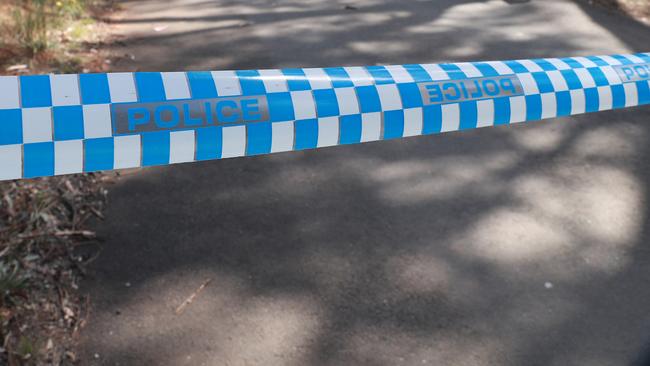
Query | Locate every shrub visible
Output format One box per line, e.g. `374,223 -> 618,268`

9,0 -> 93,57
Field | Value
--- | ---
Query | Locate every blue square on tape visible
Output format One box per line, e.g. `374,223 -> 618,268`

584,88 -> 600,113
355,86 -> 381,113
397,83 -> 423,109
459,101 -> 478,130
267,92 -> 295,122
246,122 -> 272,156
0,109 -> 22,145
196,126 -> 222,160
560,69 -> 583,90
24,142 -> 54,178
532,72 -> 554,93
473,62 -> 499,76
586,56 -> 608,67
53,106 -> 84,140
295,119 -> 318,150
313,89 -> 339,117
440,64 -> 466,79
84,137 -> 114,172
20,75 -> 52,108
142,131 -> 170,166
134,72 -> 166,102
587,68 -> 609,87
283,69 -> 311,91
236,70 -> 266,96
503,61 -> 528,74
532,59 -> 557,71
560,58 -> 583,68
366,66 -> 394,85
187,71 -> 218,99
403,64 -> 433,82
525,95 -> 542,121
611,85 -> 626,109
422,104 -> 442,134
324,67 -> 354,88
637,81 -> 650,105
493,97 -> 511,125
556,91 -> 572,116
339,115 -> 361,144
383,110 -> 404,139
80,73 -> 111,104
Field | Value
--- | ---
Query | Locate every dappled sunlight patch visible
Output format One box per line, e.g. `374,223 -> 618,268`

454,162 -> 641,276
370,153 -> 518,205
511,122 -> 567,152
570,123 -> 648,160
454,208 -> 572,263
221,294 -> 321,365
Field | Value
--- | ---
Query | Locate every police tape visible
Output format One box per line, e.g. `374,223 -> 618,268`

1,53 -> 649,181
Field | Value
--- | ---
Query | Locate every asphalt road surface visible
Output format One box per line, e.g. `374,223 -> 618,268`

79,1 -> 650,365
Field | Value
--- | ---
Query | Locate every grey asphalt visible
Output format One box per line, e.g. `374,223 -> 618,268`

78,1 -> 650,365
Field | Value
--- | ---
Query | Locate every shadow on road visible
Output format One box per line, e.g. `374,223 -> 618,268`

80,1 -> 650,365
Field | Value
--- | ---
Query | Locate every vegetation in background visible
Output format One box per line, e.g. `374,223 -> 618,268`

0,0 -> 115,74
0,1 -> 115,364
0,175 -> 109,365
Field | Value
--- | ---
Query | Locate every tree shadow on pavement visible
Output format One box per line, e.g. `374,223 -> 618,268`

80,1 -> 650,365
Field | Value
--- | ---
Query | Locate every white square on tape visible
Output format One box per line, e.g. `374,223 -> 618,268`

420,64 -> 450,80
597,86 -> 613,111
403,108 -> 423,136
510,96 -> 527,123
476,99 -> 494,128
291,90 -> 317,120
108,73 -> 138,103
376,84 -> 402,111
113,135 -> 141,169
83,104 -> 112,138
258,70 -> 288,93
303,68 -> 332,90
169,130 -> 195,163
51,74 -> 81,106
221,125 -> 246,158
517,59 -> 543,73
0,76 -> 20,109
385,65 -> 415,83
161,72 -> 191,100
518,73 -> 539,95
570,89 -> 586,115
547,70 -> 569,92
271,121 -> 294,153
623,83 -> 638,107
343,67 -> 373,86
317,117 -> 339,147
441,104 -> 460,132
574,68 -> 596,88
335,88 -> 360,115
0,145 -> 22,180
211,71 -> 242,96
361,113 -> 381,142
22,108 -> 53,143
455,62 -> 483,77
540,93 -> 557,119
54,140 -> 83,175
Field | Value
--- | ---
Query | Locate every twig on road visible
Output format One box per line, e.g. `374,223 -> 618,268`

175,279 -> 212,315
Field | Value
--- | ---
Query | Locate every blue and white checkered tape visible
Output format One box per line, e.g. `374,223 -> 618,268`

1,53 -> 649,181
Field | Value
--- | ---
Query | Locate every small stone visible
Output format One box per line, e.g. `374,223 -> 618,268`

544,282 -> 553,289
